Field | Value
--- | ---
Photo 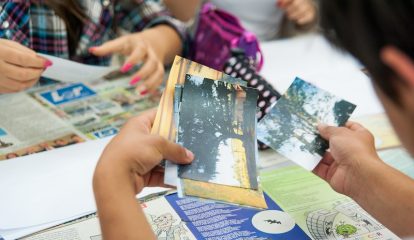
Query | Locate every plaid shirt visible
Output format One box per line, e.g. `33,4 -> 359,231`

0,0 -> 185,66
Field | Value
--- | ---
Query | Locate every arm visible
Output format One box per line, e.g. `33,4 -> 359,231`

93,109 -> 194,240
314,122 -> 414,236
163,0 -> 200,22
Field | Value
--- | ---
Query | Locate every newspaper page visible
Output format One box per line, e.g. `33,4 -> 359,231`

0,78 -> 160,160
22,195 -> 196,240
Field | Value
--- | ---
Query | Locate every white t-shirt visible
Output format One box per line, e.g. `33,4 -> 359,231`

210,0 -> 284,41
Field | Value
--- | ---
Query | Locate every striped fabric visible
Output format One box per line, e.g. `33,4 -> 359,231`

0,0 -> 186,66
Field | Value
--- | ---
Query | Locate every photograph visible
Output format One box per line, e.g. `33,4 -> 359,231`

257,77 -> 356,170
177,74 -> 259,189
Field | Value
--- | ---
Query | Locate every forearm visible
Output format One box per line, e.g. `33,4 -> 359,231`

93,157 -> 156,240
140,25 -> 182,64
349,159 -> 414,236
163,0 -> 199,22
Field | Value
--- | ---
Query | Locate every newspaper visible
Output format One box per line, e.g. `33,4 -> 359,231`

0,78 -> 160,160
22,193 -> 196,240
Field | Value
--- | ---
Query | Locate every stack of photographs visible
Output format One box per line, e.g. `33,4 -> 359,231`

153,56 -> 267,208
173,74 -> 267,208
257,77 -> 356,170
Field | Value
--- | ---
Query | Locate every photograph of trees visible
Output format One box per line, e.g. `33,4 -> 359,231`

257,77 -> 356,170
177,75 -> 259,189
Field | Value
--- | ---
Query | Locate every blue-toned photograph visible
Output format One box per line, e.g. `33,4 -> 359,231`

257,77 -> 356,170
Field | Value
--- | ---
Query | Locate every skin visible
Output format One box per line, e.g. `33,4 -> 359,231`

90,25 -> 182,95
93,109 -> 194,240
0,39 -> 50,93
313,46 -> 414,236
164,0 -> 317,27
278,0 -> 317,26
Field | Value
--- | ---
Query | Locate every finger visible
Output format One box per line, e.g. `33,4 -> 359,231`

2,39 -> 37,55
137,63 -> 164,94
285,0 -> 301,15
345,121 -> 365,131
278,0 -> 293,9
0,77 -> 38,92
288,4 -> 310,22
0,61 -> 44,81
313,162 -> 330,180
131,50 -> 158,82
151,136 -> 194,164
121,45 -> 147,73
320,151 -> 335,165
0,47 -> 48,68
318,123 -> 340,140
89,36 -> 130,56
296,12 -> 314,25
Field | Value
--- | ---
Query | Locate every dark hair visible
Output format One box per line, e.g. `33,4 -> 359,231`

319,1 -> 414,103
43,0 -> 89,57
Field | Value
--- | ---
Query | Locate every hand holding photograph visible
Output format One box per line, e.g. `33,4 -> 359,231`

257,77 -> 356,170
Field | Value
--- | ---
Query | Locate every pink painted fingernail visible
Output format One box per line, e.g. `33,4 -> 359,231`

140,90 -> 149,95
121,63 -> 134,73
88,47 -> 97,53
44,60 -> 53,68
129,76 -> 141,85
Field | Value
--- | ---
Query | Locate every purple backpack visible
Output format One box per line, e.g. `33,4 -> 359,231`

190,3 -> 264,71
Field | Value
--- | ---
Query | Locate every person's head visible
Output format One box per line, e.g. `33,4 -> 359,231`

319,0 -> 414,155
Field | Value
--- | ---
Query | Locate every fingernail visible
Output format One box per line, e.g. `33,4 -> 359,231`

44,60 -> 53,68
140,90 -> 149,95
88,47 -> 97,53
185,148 -> 194,161
121,63 -> 133,73
129,76 -> 141,85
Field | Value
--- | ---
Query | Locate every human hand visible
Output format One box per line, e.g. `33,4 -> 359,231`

89,33 -> 165,96
94,109 -> 194,194
277,0 -> 317,26
0,39 -> 52,93
313,121 -> 380,196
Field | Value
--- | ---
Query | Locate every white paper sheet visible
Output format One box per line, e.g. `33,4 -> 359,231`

260,34 -> 384,117
0,138 -> 112,230
0,135 -> 171,239
39,54 -> 117,82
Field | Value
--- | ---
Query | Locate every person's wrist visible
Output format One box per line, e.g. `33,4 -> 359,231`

345,154 -> 384,200
93,151 -> 137,193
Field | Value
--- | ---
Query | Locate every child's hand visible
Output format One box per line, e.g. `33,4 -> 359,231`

278,0 -> 317,26
313,121 -> 380,197
94,109 -> 194,194
0,39 -> 51,93
90,33 -> 165,96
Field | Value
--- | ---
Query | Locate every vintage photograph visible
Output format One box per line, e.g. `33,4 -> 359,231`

177,74 -> 259,189
257,77 -> 356,170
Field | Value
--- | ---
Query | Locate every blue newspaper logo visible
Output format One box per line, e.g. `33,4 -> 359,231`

93,127 -> 118,138
40,83 -> 96,105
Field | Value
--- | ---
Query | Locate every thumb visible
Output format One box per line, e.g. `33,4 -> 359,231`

155,137 -> 194,165
89,37 -> 128,57
317,123 -> 339,140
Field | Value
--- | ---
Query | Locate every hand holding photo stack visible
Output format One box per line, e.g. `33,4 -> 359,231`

153,56 -> 267,208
